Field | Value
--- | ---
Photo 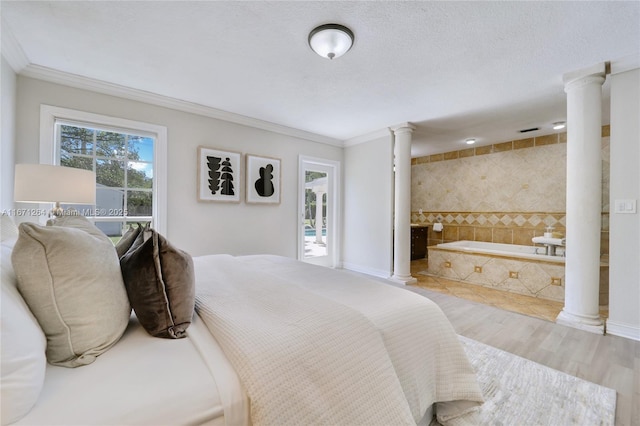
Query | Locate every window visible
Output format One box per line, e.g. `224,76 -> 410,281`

57,122 -> 154,238
40,105 -> 167,238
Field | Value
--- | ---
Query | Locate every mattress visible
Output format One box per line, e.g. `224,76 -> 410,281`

15,313 -> 249,426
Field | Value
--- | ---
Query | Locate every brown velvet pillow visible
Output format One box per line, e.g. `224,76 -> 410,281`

114,224 -> 142,259
119,226 -> 195,338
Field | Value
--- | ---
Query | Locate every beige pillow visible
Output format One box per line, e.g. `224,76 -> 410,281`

120,226 -> 195,339
11,215 -> 131,367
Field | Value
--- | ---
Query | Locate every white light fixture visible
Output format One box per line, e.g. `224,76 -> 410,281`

308,24 -> 354,60
465,138 -> 476,145
552,121 -> 566,130
15,164 -> 96,216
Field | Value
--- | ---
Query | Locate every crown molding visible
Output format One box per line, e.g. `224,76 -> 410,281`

390,122 -> 416,132
609,54 -> 640,76
18,63 -> 344,147
343,127 -> 392,147
343,122 -> 418,147
1,18 -> 29,72
563,62 -> 607,87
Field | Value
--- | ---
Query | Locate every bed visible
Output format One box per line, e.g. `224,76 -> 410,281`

1,214 -> 483,426
12,314 -> 249,426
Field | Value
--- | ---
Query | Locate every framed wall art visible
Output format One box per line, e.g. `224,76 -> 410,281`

246,155 -> 281,204
197,146 -> 241,202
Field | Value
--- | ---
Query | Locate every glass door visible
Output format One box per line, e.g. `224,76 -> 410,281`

298,157 -> 339,267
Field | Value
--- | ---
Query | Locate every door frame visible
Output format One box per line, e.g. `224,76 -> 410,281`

298,156 -> 341,267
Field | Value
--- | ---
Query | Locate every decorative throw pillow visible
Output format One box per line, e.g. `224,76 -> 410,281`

1,214 -> 47,424
11,215 -> 131,368
115,223 -> 142,258
120,225 -> 195,338
1,212 -> 19,240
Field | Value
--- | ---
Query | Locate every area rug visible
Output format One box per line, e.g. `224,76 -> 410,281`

456,336 -> 616,426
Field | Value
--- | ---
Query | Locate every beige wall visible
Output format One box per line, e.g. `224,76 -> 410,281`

1,57 -> 17,210
411,129 -> 610,259
12,76 -> 343,258
343,136 -> 394,277
608,68 -> 640,340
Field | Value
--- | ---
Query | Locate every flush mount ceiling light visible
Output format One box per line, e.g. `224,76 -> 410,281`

308,24 -> 354,60
465,138 -> 476,145
552,121 -> 566,130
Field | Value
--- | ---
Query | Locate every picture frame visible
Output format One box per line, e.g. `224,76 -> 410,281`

197,146 -> 241,202
246,154 -> 281,204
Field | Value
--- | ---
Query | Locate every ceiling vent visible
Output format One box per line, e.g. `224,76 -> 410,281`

519,127 -> 540,133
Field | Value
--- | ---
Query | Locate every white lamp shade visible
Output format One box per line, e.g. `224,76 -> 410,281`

15,164 -> 96,204
309,24 -> 354,60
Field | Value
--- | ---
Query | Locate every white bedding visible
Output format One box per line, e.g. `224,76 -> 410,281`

13,253 -> 481,426
15,313 -> 249,426
194,254 -> 483,426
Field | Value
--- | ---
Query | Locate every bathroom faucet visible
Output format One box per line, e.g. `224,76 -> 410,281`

532,235 -> 565,257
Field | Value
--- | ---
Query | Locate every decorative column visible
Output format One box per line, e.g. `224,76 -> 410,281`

391,123 -> 417,284
314,190 -> 325,244
557,63 -> 606,334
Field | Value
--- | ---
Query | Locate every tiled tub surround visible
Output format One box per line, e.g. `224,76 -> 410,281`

425,241 -> 609,304
411,128 -> 611,257
413,128 -> 611,305
412,210 -> 609,265
411,139 -> 570,213
412,211 -> 568,247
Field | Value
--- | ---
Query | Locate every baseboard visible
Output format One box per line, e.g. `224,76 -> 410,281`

341,262 -> 391,280
606,319 -> 640,341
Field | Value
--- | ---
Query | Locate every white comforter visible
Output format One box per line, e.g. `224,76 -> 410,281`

194,255 -> 483,426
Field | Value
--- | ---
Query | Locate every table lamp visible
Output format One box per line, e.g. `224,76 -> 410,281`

14,164 -> 96,216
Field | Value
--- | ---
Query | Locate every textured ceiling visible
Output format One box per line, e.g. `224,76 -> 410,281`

2,1 -> 639,156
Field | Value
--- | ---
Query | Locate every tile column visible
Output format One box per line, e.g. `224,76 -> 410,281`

556,63 -> 606,334
391,123 -> 417,284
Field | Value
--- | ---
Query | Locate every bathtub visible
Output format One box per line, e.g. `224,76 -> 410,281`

426,240 -> 566,302
435,240 -> 565,263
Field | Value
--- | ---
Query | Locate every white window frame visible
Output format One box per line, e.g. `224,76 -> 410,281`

39,105 -> 168,235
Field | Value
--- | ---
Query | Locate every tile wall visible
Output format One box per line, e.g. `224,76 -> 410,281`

426,247 -> 567,302
411,127 -> 610,260
412,127 -> 610,305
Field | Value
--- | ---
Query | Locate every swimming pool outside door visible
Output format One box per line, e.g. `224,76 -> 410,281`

298,156 -> 340,267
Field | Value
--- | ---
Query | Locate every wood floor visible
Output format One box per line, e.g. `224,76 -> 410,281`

394,280 -> 640,425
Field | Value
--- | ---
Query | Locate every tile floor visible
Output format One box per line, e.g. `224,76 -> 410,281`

410,258 -> 609,323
